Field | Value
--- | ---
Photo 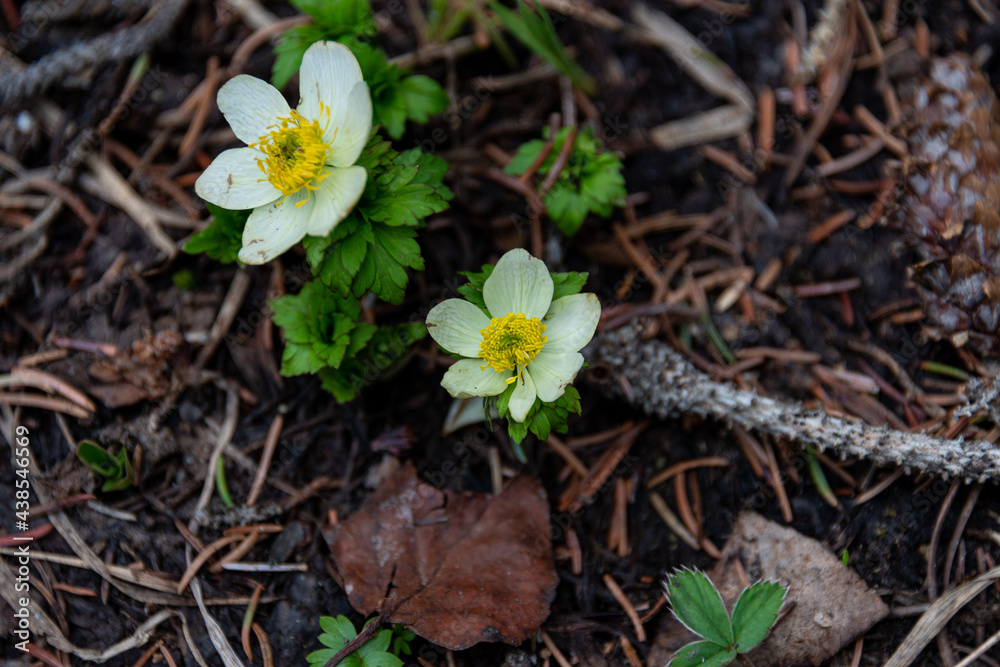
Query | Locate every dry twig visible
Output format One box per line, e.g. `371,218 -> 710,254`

587,323 -> 1000,481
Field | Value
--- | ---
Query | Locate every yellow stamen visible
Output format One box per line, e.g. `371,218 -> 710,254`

478,313 -> 547,382
250,106 -> 334,205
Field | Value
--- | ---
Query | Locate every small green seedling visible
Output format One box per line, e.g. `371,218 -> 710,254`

504,125 -> 627,236
306,615 -> 413,667
76,440 -> 134,492
665,569 -> 787,667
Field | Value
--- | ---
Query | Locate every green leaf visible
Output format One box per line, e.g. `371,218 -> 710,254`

490,0 -> 596,95
731,581 -> 787,653
550,271 -> 588,299
390,626 -> 415,656
344,38 -> 447,139
183,203 -> 250,264
356,628 -> 391,656
307,134 -> 448,304
503,125 -> 626,236
306,648 -> 336,665
396,74 -> 450,124
319,322 -> 427,402
503,138 -> 548,176
457,264 -> 495,315
77,440 -> 120,477
362,655 -> 403,667
507,419 -> 528,445
270,281 -> 366,375
669,640 -> 737,667
666,569 -> 735,648
292,0 -> 374,33
399,148 -> 454,201
544,185 -> 589,236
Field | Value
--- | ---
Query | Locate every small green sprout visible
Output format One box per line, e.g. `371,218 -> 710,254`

504,126 -> 626,236
306,615 -> 412,667
665,569 -> 787,667
76,440 -> 134,492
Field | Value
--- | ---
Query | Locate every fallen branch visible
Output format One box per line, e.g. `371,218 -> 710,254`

585,323 -> 1000,482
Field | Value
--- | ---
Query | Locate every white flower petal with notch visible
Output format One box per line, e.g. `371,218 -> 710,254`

482,248 -> 553,320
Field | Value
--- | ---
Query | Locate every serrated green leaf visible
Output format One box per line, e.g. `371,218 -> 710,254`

399,148 -> 454,200
184,203 -> 249,264
271,281 -> 365,375
666,570 -> 735,648
503,125 -> 625,236
544,185 -> 590,236
551,271 -> 588,299
529,408 -> 551,440
507,419 -> 528,445
731,581 -> 786,652
669,640 -> 737,667
503,138 -> 548,176
397,74 -> 450,124
293,0 -> 374,32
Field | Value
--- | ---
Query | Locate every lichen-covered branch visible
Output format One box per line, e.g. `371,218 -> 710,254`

585,324 -> 1000,482
0,1 -> 191,111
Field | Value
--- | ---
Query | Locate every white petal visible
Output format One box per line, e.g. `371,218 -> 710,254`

482,248 -> 553,319
543,293 -> 601,353
441,358 -> 511,398
297,41 -> 363,138
508,370 -> 537,423
305,166 -> 367,236
327,81 -> 372,167
237,190 -> 312,264
426,299 -> 490,358
528,351 -> 583,403
194,148 -> 280,210
217,75 -> 290,145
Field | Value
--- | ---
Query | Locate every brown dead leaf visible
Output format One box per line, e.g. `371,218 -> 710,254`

650,510 -> 889,667
86,329 -> 184,407
324,462 -> 558,650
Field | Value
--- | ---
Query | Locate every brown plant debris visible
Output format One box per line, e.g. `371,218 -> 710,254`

324,462 -> 559,651
586,323 -> 1000,481
890,53 -> 1000,355
650,511 -> 888,667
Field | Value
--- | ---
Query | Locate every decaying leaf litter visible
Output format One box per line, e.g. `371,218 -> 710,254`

2,0 -> 1000,665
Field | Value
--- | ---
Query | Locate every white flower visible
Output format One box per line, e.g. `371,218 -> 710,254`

195,41 -> 372,265
426,249 -> 600,423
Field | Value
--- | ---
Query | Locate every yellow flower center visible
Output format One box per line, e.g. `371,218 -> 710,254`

479,313 -> 547,383
251,107 -> 334,206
